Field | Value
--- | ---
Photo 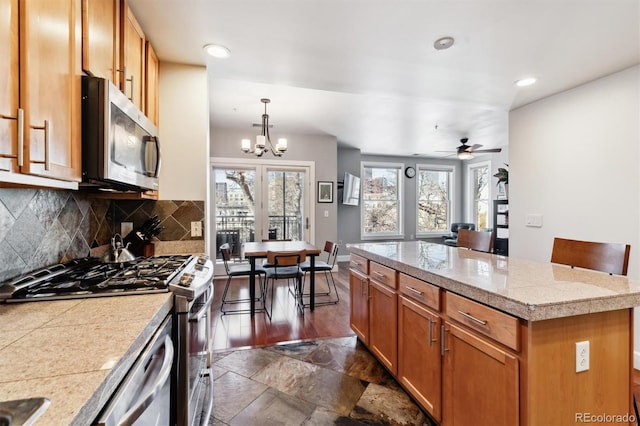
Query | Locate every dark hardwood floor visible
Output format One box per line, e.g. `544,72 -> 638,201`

210,261 -> 354,351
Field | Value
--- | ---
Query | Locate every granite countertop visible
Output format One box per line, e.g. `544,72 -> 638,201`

348,241 -> 640,321
0,293 -> 173,425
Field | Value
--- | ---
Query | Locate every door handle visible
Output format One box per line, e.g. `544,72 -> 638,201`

0,108 -> 24,167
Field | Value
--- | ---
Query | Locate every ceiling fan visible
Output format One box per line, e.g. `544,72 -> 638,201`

443,138 -> 502,159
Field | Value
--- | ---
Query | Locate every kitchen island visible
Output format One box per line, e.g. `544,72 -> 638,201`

0,293 -> 173,425
348,241 -> 640,425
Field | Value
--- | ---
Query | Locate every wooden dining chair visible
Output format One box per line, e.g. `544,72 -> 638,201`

456,229 -> 494,253
264,250 -> 307,316
550,237 -> 631,276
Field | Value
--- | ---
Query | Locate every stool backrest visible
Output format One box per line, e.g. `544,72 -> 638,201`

456,229 -> 494,253
550,237 -> 631,276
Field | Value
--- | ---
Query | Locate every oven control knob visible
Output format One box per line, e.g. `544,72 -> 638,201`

196,255 -> 208,265
179,273 -> 194,287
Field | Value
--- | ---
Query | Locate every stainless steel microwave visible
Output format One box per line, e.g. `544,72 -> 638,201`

81,76 -> 160,191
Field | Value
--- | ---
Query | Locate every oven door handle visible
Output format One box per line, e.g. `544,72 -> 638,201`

117,335 -> 174,425
189,287 -> 214,322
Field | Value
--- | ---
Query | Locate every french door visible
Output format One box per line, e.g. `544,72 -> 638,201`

211,159 -> 312,261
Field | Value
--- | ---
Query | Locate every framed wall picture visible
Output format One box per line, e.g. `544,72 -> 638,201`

317,181 -> 333,203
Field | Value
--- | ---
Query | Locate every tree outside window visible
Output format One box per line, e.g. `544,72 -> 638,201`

361,163 -> 402,238
471,165 -> 489,230
417,167 -> 453,234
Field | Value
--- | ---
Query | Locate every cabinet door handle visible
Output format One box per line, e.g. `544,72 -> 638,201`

428,318 -> 437,346
30,119 -> 50,171
126,74 -> 135,101
0,108 -> 24,167
405,286 -> 423,296
440,325 -> 449,356
458,310 -> 488,326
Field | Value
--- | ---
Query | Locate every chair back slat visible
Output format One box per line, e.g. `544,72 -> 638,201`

267,250 -> 307,266
551,237 -> 630,276
456,229 -> 494,253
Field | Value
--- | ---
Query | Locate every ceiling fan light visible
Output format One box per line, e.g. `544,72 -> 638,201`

458,151 -> 473,160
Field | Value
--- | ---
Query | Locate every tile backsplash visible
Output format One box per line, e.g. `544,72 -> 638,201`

0,188 -> 204,283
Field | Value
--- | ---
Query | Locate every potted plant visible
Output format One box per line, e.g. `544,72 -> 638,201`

493,164 -> 509,199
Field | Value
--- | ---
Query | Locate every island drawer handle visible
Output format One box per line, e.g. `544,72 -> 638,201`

373,271 -> 386,280
405,286 -> 423,296
458,310 -> 488,326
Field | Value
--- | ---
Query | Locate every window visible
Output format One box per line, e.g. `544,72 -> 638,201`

416,165 -> 454,235
361,162 -> 403,239
467,162 -> 490,230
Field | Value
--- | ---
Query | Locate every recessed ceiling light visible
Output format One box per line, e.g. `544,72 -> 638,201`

515,77 -> 537,87
434,36 -> 455,51
203,44 -> 231,59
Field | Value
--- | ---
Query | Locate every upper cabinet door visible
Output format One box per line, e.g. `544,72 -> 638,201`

120,0 -> 145,111
0,0 -> 20,173
82,0 -> 119,84
145,41 -> 159,126
19,0 -> 82,182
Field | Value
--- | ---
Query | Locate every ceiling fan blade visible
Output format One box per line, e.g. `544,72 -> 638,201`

470,144 -> 483,150
472,148 -> 502,153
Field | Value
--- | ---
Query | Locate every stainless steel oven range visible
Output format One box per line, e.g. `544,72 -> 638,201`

0,254 -> 214,426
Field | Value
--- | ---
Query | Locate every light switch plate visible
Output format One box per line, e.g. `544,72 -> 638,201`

526,214 -> 543,227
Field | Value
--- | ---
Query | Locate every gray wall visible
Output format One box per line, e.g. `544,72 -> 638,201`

210,127 -> 338,249
337,148 -> 465,256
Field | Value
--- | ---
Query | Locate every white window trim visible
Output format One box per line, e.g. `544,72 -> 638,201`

415,163 -> 455,238
360,161 -> 404,240
465,160 -> 491,229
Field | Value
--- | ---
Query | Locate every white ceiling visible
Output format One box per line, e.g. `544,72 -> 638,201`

128,0 -> 639,158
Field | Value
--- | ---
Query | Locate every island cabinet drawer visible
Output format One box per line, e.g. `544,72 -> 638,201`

369,262 -> 397,289
445,292 -> 520,351
350,254 -> 369,275
399,273 -> 440,311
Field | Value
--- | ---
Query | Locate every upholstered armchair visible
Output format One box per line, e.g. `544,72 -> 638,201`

442,223 -> 476,246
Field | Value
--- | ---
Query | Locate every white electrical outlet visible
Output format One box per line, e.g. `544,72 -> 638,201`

190,221 -> 202,237
324,210 -> 329,218
575,340 -> 589,372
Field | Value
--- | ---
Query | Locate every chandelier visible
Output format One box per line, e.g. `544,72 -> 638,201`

241,98 -> 287,157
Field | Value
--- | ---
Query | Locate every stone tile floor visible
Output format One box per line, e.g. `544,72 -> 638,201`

204,336 -> 437,425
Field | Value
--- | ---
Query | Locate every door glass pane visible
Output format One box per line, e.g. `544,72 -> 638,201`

267,170 -> 305,241
214,168 -> 256,260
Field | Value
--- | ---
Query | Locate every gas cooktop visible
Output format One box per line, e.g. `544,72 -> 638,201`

0,255 -> 193,302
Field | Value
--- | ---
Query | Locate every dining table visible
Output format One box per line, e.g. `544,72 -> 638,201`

242,241 -> 322,316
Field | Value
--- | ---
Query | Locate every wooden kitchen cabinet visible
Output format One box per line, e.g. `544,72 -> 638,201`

349,267 -> 369,344
120,0 -> 145,112
145,41 -> 159,126
442,321 -> 519,426
82,0 -> 120,84
368,262 -> 398,375
398,296 -> 442,422
397,273 -> 443,421
0,0 -> 19,174
0,0 -> 81,187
